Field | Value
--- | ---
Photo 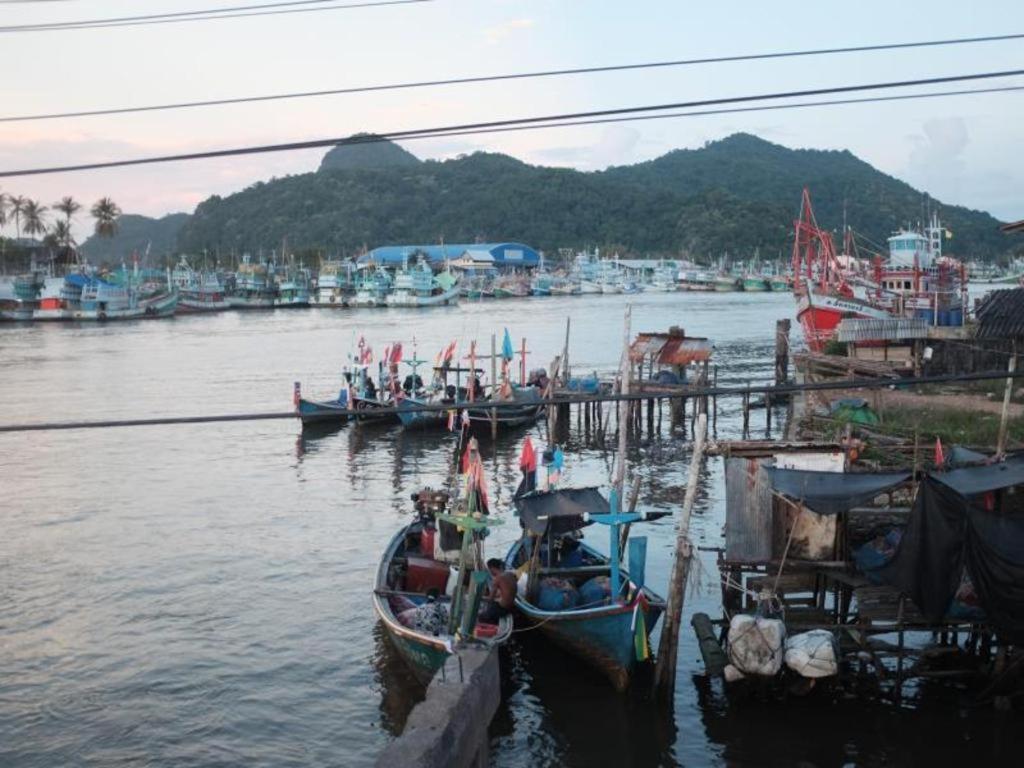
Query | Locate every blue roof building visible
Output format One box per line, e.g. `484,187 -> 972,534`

356,242 -> 540,269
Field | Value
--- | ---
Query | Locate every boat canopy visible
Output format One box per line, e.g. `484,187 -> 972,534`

761,467 -> 911,515
515,487 -> 608,536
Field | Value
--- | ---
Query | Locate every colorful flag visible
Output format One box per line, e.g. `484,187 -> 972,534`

633,605 -> 649,661
935,437 -> 945,468
519,437 -> 537,472
502,328 -> 514,361
390,342 -> 403,364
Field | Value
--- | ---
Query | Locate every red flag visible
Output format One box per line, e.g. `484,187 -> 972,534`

519,437 -> 537,473
935,437 -> 945,467
390,342 -> 403,364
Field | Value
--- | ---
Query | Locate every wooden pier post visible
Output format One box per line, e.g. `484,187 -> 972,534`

615,307 -> 632,490
653,412 -> 708,701
711,365 -> 718,433
742,386 -> 750,438
774,319 -> 791,391
490,334 -> 498,440
997,342 -> 1017,457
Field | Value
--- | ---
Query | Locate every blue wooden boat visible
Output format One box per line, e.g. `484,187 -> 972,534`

465,384 -> 545,434
504,487 -> 667,691
297,393 -> 351,425
373,484 -> 513,682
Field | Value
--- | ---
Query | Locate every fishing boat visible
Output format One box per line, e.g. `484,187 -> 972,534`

713,273 -> 741,292
350,265 -> 393,308
312,260 -> 354,307
0,273 -> 41,320
768,274 -> 791,292
464,384 -> 544,434
676,269 -> 715,291
276,267 -> 312,308
549,276 -> 580,296
172,258 -> 230,312
493,274 -> 530,299
228,256 -> 276,309
741,274 -> 769,292
295,384 -> 351,426
32,275 -> 69,320
530,271 -> 553,296
373,468 -> 513,681
504,486 -> 667,691
791,189 -> 894,351
386,257 -> 460,307
647,262 -> 678,292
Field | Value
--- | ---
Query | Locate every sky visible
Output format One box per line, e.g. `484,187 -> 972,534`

0,0 -> 1022,241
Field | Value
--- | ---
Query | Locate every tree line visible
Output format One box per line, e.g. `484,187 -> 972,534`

0,192 -> 122,263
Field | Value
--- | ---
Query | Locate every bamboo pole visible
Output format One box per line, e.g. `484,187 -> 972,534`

615,306 -> 632,494
997,341 -> 1017,457
653,412 -> 708,701
490,334 -> 498,439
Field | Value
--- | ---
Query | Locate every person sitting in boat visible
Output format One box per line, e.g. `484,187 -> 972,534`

364,377 -> 377,400
403,373 -> 424,394
468,376 -> 485,400
528,368 -> 549,391
480,558 -> 517,623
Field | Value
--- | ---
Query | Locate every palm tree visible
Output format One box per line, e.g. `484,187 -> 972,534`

8,195 -> 26,240
53,195 -> 81,230
91,197 -> 121,238
22,199 -> 47,241
51,219 -> 74,248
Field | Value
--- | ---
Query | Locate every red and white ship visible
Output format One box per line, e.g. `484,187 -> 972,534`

791,189 -> 888,352
789,189 -> 968,352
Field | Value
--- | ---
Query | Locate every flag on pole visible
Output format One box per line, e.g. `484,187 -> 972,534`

519,437 -> 537,473
935,437 -> 945,468
502,328 -> 514,361
293,381 -> 301,408
390,342 -> 403,364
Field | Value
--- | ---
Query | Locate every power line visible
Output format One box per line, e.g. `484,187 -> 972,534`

1,69 -> 1021,178
0,0 -> 430,32
2,368 -> 1023,433
3,32 -> 1023,122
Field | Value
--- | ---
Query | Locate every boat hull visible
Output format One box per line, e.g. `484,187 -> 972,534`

228,295 -> 276,309
396,397 -> 450,430
795,290 -> 890,352
374,523 -> 513,683
385,283 -> 460,307
297,397 -> 351,425
504,539 -> 665,692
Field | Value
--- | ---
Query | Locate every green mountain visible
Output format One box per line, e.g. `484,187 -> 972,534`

81,212 -> 190,265
173,134 -> 1012,261
318,133 -> 421,172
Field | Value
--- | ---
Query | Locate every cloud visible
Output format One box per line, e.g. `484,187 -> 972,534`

482,17 -> 534,45
904,117 -> 969,200
532,125 -> 642,170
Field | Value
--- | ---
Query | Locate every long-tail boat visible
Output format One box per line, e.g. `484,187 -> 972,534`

465,384 -> 544,434
373,442 -> 513,681
504,486 -> 667,691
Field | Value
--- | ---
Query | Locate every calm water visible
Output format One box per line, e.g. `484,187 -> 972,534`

1,292 -> 1019,767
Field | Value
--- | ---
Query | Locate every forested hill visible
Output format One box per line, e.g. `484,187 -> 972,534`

173,134 -> 1011,261
81,213 -> 190,264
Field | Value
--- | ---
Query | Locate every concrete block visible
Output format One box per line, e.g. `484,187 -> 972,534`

376,647 -> 499,768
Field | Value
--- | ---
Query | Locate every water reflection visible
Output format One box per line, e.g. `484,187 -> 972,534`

371,622 -> 424,737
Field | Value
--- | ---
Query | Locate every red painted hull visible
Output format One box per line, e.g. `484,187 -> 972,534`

795,290 -> 890,352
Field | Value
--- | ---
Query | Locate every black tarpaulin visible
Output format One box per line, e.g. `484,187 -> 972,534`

933,453 -> 1024,496
880,475 -> 1024,640
762,467 -> 911,515
514,487 -> 607,536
